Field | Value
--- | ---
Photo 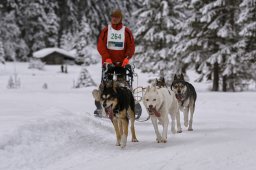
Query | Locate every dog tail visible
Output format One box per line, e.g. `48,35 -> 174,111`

188,83 -> 197,102
190,100 -> 195,114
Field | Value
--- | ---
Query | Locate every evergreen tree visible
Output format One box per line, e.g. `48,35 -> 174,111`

45,8 -> 60,47
18,1 -> 48,54
237,0 -> 256,62
134,0 -> 182,84
75,0 -> 139,43
75,16 -> 97,65
200,0 -> 240,91
75,65 -> 96,88
174,0 -> 241,91
0,41 -> 5,64
0,0 -> 138,60
238,0 -> 256,62
0,11 -> 27,61
233,0 -> 256,90
57,0 -> 79,46
60,30 -> 76,51
172,0 -> 209,82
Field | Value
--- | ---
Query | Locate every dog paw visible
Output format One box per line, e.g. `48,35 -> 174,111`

184,122 -> 188,127
116,141 -> 120,146
120,142 -> 126,148
156,137 -> 161,143
132,138 -> 139,142
171,128 -> 177,134
177,130 -> 182,133
120,135 -> 127,148
161,138 -> 167,143
188,128 -> 193,131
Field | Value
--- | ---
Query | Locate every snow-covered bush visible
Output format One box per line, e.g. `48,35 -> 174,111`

42,83 -> 48,89
28,59 -> 45,70
7,74 -> 20,89
75,65 -> 96,88
0,41 -> 5,64
7,76 -> 14,89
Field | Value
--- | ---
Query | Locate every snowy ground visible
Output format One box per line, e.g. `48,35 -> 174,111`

0,62 -> 256,170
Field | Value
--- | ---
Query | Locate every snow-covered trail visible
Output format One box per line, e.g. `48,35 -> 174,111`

1,92 -> 256,170
52,93 -> 256,170
0,63 -> 256,170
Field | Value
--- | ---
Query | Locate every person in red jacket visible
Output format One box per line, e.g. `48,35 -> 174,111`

94,9 -> 135,116
97,9 -> 135,81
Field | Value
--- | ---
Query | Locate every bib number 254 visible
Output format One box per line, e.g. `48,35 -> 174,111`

111,33 -> 121,40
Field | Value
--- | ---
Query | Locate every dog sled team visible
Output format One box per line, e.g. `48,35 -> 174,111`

92,9 -> 197,148
93,75 -> 197,148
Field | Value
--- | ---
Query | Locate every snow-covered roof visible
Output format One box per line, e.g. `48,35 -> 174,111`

33,48 -> 76,59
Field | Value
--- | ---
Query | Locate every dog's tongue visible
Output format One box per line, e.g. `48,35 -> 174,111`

105,107 -> 114,121
176,94 -> 183,101
149,107 -> 161,117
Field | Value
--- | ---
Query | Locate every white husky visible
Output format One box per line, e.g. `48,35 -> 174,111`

143,85 -> 180,143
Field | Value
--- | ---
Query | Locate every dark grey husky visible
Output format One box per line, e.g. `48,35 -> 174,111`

171,74 -> 197,131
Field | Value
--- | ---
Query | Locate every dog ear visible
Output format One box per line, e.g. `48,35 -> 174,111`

102,81 -> 107,89
180,74 -> 184,80
152,85 -> 157,92
155,78 -> 158,84
99,83 -> 104,92
162,77 -> 165,83
174,74 -> 177,80
146,85 -> 150,92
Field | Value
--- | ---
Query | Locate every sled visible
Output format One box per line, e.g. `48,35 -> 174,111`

94,63 -> 143,120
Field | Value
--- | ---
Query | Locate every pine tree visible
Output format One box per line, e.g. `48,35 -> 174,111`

7,76 -> 15,89
57,0 -> 79,46
75,16 -> 97,65
75,65 -> 96,88
172,0 -> 209,82
238,0 -> 256,62
200,0 -> 241,91
60,30 -> 76,51
174,0 -> 241,91
134,0 -> 183,84
233,0 -> 256,90
202,0 -> 239,91
0,11 -> 27,61
45,8 -> 60,47
237,0 -> 256,62
0,41 -> 5,64
18,1 -> 48,54
1,0 -> 138,61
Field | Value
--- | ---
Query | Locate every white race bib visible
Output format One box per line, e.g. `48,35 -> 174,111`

107,24 -> 125,50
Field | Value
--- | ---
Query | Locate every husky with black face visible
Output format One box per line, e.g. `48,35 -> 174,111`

155,77 -> 167,88
171,74 -> 197,131
100,81 -> 138,148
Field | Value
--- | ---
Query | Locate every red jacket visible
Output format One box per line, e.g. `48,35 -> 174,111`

97,23 -> 135,65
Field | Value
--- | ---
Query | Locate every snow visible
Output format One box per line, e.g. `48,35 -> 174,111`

0,62 -> 256,170
33,48 -> 75,59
